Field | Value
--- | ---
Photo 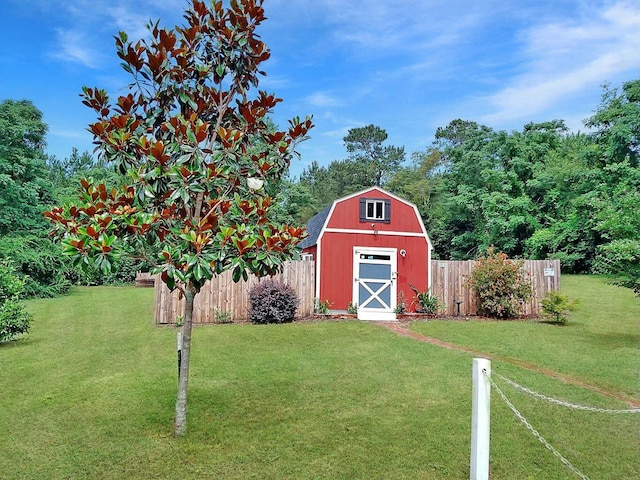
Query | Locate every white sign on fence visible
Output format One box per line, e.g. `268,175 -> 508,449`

543,268 -> 555,277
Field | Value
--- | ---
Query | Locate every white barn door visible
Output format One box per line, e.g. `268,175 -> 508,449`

353,248 -> 397,321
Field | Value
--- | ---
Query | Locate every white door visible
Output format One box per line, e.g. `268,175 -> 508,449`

353,248 -> 397,321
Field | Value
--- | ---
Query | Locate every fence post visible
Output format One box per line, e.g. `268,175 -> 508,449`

470,358 -> 491,480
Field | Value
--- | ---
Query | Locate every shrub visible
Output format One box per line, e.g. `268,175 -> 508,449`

468,247 -> 532,319
70,255 -> 150,286
541,291 -> 578,325
248,279 -> 298,324
313,298 -> 332,314
0,299 -> 32,342
347,301 -> 358,314
0,234 -> 71,297
592,239 -> 640,295
0,260 -> 32,342
0,260 -> 24,302
213,309 -> 232,324
409,284 -> 442,314
394,290 -> 407,314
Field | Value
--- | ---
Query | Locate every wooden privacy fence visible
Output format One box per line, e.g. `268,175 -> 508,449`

429,259 -> 561,316
154,260 -> 315,324
154,258 -> 558,322
135,272 -> 155,287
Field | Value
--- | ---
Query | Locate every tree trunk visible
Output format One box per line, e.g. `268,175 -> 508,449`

175,283 -> 196,436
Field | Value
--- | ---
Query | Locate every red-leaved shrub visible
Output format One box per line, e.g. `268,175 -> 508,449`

248,279 -> 298,324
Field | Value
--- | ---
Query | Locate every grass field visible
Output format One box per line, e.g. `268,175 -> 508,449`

411,275 -> 640,397
0,277 -> 638,479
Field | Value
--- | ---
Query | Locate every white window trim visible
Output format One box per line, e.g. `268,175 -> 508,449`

365,199 -> 385,220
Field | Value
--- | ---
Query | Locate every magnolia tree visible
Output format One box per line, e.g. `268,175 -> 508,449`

45,0 -> 313,436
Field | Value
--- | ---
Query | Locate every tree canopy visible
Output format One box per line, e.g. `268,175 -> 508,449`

343,124 -> 405,186
0,100 -> 53,235
291,78 -> 639,292
3,77 -> 638,295
45,0 -> 313,435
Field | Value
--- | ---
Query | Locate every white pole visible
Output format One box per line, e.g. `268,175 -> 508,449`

470,358 -> 491,480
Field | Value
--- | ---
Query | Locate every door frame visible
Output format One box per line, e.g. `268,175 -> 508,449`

352,247 -> 397,321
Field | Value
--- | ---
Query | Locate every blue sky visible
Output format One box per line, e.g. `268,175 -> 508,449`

1,0 -> 638,178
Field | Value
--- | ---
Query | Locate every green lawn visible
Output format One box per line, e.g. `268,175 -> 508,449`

411,275 -> 640,397
0,280 -> 638,479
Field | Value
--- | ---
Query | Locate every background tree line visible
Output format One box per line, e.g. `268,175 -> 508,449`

0,100 -> 148,297
288,78 -> 640,293
1,78 -> 638,297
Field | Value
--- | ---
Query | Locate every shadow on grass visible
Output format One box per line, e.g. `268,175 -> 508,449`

0,336 -> 40,349
537,319 -> 568,326
587,331 -> 640,349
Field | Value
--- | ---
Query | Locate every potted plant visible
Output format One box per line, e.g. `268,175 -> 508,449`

409,284 -> 442,315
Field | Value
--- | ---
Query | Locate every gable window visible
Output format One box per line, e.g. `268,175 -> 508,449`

359,198 -> 391,223
367,200 -> 384,220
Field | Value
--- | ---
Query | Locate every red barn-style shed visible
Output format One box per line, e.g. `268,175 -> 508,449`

299,187 -> 432,321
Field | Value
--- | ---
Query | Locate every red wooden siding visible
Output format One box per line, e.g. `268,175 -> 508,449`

300,187 -> 432,314
302,245 -> 317,258
319,231 -> 429,311
326,189 -> 424,234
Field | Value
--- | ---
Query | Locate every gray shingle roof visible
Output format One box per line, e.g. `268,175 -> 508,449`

298,203 -> 332,249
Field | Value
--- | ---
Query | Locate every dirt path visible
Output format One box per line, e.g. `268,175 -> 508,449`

378,321 -> 640,408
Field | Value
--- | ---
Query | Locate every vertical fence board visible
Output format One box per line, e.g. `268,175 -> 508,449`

430,259 -> 560,316
154,260 -> 316,324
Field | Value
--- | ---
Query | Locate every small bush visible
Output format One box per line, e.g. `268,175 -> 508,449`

248,279 -> 298,324
213,309 -> 232,324
0,234 -> 71,298
468,247 -> 532,319
394,290 -> 407,314
409,284 -> 442,314
541,291 -> 578,325
313,298 -> 332,314
0,299 -> 32,342
347,301 -> 358,314
0,260 -> 32,342
593,239 -> 640,295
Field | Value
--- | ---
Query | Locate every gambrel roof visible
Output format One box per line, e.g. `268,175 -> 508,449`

298,203 -> 331,249
298,186 -> 432,250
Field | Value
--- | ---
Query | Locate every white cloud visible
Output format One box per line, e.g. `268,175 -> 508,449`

267,0 -> 495,56
322,0 -> 483,53
321,127 -> 350,139
306,92 -> 342,108
480,0 -> 640,125
52,28 -> 100,68
258,74 -> 291,90
47,0 -> 184,68
107,6 -> 154,41
50,128 -> 89,140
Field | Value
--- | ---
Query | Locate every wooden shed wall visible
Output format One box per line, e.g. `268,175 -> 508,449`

319,231 -> 429,310
326,189 -> 425,233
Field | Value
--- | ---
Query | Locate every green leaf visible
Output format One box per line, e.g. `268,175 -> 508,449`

186,128 -> 197,144
232,266 -> 241,283
179,92 -> 191,106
